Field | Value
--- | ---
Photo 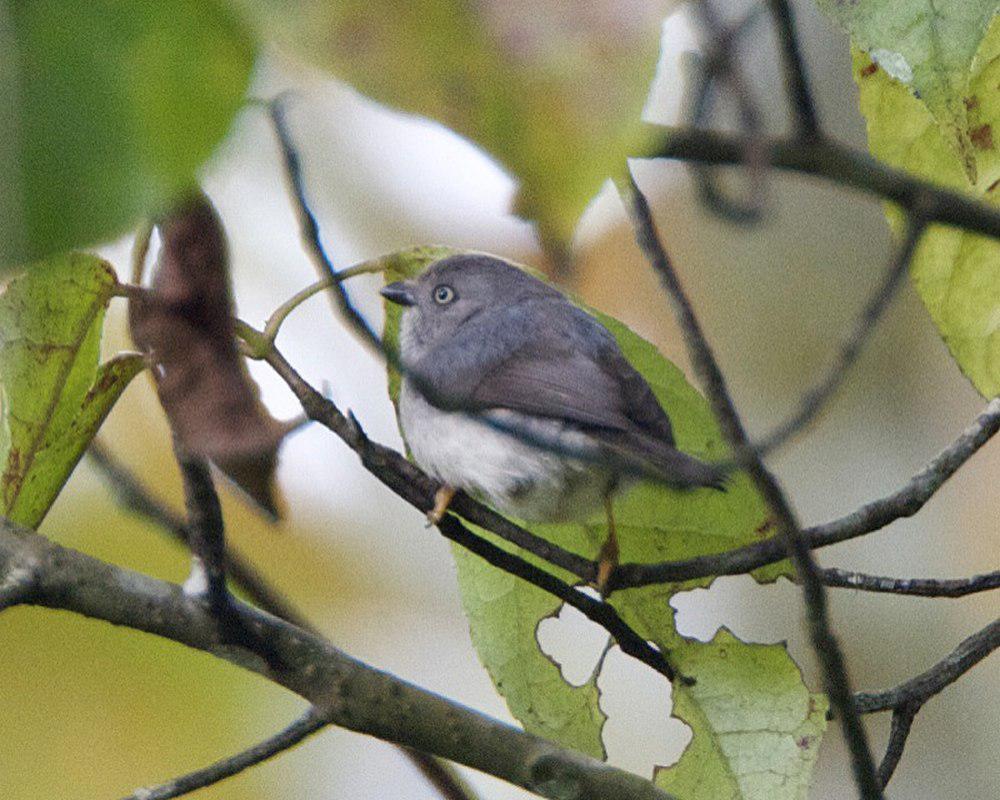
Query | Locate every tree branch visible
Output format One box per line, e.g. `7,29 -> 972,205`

819,568 -> 1000,598
121,708 -> 328,800
854,617 -> 1000,715
755,217 -> 926,455
875,703 -> 917,788
0,519 -> 675,800
87,442 -> 480,800
766,0 -> 820,138
652,128 -> 1000,241
622,176 -> 885,800
611,397 -> 1000,589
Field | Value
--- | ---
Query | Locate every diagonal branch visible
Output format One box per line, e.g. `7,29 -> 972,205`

611,396 -> 1000,589
854,617 -> 1000,715
766,0 -> 820,138
0,519 -> 675,800
622,175 -> 885,800
120,708 -> 328,800
87,441 -> 479,800
755,216 -> 926,455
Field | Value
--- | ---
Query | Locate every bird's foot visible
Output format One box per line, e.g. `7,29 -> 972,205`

426,484 -> 457,526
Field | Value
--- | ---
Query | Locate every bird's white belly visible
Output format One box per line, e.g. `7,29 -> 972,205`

399,382 -> 613,522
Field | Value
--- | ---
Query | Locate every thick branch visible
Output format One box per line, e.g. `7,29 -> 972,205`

623,177 -> 885,800
121,709 -> 327,800
0,520 -> 674,800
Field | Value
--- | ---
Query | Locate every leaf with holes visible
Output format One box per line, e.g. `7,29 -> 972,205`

817,0 -> 1000,182
0,253 -> 143,528
379,247 -> 823,795
230,0 -> 675,251
852,17 -> 1000,396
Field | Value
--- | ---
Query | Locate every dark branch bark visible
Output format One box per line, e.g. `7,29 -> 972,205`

651,129 -> 1000,242
611,397 -> 1000,589
87,442 -> 479,800
819,568 -> 1000,598
622,176 -> 885,800
755,218 -> 926,456
854,617 -> 1000,714
876,704 -> 917,788
0,519 -> 675,800
766,0 -> 820,138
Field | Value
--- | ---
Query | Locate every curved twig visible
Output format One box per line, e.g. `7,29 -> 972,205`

819,568 -> 1000,598
120,708 -> 327,800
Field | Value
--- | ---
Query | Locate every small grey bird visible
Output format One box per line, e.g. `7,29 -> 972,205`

381,253 -> 725,589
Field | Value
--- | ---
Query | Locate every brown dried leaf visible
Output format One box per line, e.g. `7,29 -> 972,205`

129,192 -> 285,518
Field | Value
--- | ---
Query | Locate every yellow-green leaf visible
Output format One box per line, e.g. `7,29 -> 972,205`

0,253 -> 142,528
1,1 -> 254,265
230,0 -> 673,247
818,0 -> 1000,181
379,248 -> 823,794
655,630 -> 828,800
852,16 -> 1000,396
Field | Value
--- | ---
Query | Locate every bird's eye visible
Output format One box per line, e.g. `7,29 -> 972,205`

433,284 -> 456,305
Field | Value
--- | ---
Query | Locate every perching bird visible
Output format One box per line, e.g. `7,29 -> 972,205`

381,254 -> 725,590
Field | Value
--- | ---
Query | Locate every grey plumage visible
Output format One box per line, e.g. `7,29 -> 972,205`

384,254 -> 724,524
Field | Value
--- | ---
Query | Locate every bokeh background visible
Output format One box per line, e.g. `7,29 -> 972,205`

1,2 -> 997,798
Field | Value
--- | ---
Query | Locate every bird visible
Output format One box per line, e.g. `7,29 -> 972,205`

381,253 -> 725,591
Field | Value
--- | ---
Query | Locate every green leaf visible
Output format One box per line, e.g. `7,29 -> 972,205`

817,0 -> 1000,181
852,16 -> 1000,396
1,1 -> 254,265
379,248 -> 823,794
230,0 -> 673,247
0,253 -> 142,528
655,630 -> 828,800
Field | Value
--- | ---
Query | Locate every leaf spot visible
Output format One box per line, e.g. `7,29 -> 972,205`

970,124 -> 994,150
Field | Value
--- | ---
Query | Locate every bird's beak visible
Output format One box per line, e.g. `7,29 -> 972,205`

380,281 -> 417,307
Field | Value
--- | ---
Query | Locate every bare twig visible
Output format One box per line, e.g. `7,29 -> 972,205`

688,2 -> 768,223
0,520 -> 677,800
652,128 -> 1000,241
622,176 -> 885,800
263,347 -> 676,681
876,703 -> 917,787
88,441 -> 311,628
121,708 -> 328,800
87,442 -> 479,800
766,0 -> 820,138
820,568 -> 1000,598
755,217 -> 927,455
854,617 -> 1000,715
611,397 -> 1000,589
175,449 -> 229,612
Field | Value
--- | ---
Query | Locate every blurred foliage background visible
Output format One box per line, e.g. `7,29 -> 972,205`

0,1 -> 997,798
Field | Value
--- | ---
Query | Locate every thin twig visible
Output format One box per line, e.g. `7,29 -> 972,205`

688,1 -> 769,223
854,617 -> 1000,714
819,568 -> 1000,598
755,217 -> 927,455
611,397 -> 1000,589
766,0 -> 820,138
622,176 -> 885,800
876,703 -> 917,787
87,442 -> 480,800
121,708 -> 328,800
175,449 -> 229,612
262,349 -> 676,680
